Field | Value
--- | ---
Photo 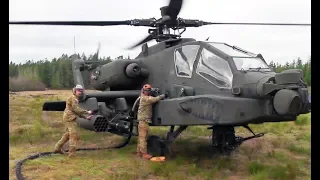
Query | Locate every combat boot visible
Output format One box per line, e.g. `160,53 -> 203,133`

142,153 -> 153,160
68,146 -> 76,157
136,152 -> 142,157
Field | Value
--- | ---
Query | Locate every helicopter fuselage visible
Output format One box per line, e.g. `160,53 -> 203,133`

79,38 -> 310,128
12,0 -> 311,158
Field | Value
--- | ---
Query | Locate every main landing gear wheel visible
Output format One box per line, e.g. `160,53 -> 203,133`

147,125 -> 188,157
209,125 -> 265,156
145,124 -> 264,158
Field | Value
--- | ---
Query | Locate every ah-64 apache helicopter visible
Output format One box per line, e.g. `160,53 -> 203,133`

9,0 -> 311,156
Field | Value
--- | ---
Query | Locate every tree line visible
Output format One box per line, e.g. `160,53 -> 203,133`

9,52 -> 311,92
269,57 -> 311,86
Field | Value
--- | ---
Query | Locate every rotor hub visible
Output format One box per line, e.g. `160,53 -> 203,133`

160,6 -> 169,17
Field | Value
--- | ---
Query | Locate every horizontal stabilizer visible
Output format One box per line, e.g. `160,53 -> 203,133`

42,101 -> 66,111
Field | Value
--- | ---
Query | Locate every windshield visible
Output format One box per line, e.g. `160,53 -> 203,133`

206,42 -> 271,72
196,48 -> 233,89
174,45 -> 200,77
207,42 -> 254,57
233,57 -> 271,71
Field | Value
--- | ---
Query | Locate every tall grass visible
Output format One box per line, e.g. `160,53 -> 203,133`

9,92 -> 311,180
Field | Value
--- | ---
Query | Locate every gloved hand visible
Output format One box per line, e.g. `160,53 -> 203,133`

160,94 -> 166,99
88,110 -> 92,115
86,115 -> 93,120
165,92 -> 169,98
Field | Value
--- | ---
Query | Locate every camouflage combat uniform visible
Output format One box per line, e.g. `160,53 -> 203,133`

136,94 -> 165,155
54,95 -> 88,157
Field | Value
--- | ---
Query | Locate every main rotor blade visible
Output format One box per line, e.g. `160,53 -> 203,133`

127,34 -> 154,49
9,21 -> 132,26
204,22 -> 311,26
166,0 -> 183,19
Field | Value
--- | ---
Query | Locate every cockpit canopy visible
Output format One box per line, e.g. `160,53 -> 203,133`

208,42 -> 271,72
173,41 -> 271,89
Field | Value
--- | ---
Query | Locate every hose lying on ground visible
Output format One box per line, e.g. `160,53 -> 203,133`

15,137 -> 131,180
15,127 -> 133,180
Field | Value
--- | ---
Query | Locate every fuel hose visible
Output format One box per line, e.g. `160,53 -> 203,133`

15,122 -> 133,180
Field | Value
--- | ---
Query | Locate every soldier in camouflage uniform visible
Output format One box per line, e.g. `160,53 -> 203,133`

53,85 -> 92,157
136,84 -> 165,160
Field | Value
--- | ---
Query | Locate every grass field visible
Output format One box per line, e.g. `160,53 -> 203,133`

9,90 -> 311,180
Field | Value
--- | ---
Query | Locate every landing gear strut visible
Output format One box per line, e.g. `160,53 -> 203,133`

209,125 -> 264,155
147,125 -> 188,156
147,124 -> 264,157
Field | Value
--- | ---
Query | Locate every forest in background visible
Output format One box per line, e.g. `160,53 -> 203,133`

9,52 -> 311,92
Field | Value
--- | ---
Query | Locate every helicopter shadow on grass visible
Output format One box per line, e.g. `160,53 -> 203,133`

117,136 -> 221,157
169,138 -> 233,159
78,131 -> 242,167
146,135 -> 238,164
149,137 -> 239,171
75,134 -> 241,173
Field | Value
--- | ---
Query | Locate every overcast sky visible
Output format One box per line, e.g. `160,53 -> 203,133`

9,0 -> 311,65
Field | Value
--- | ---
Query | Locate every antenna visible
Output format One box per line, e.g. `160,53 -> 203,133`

73,36 -> 76,54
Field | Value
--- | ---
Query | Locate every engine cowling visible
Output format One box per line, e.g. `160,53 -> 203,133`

90,60 -> 149,91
